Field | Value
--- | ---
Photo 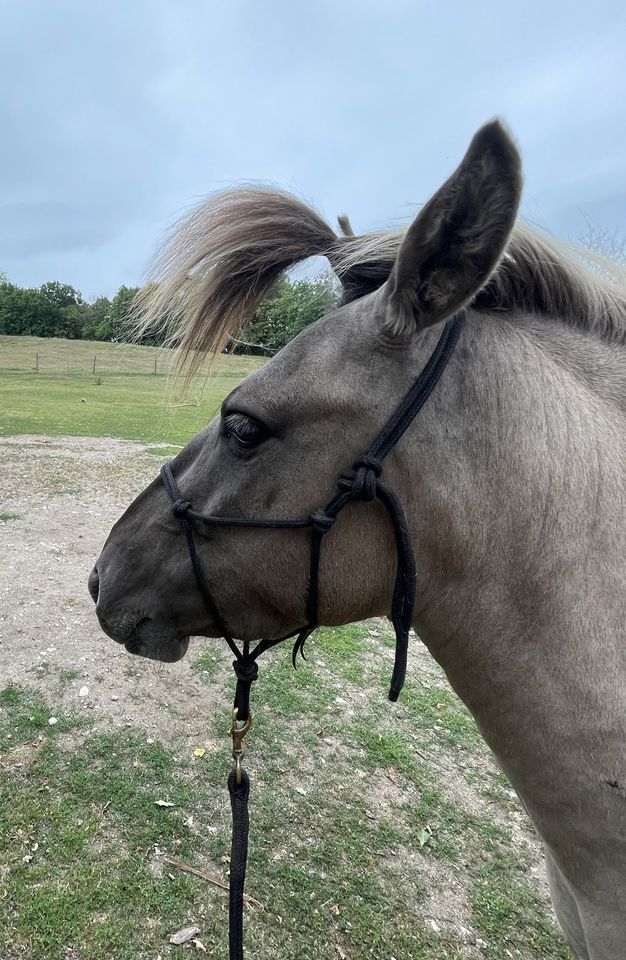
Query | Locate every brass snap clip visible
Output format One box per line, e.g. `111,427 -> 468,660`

231,708 -> 252,784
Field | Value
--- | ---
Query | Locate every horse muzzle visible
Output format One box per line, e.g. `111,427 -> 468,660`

88,564 -> 190,662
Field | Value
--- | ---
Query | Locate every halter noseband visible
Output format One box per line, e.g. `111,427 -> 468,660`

160,310 -> 464,720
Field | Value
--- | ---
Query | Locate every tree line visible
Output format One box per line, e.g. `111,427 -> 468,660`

0,274 -> 338,356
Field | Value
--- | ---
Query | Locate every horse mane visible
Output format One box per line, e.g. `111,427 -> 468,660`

133,186 -> 626,373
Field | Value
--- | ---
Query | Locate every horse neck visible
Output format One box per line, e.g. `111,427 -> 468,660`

406,310 -> 625,733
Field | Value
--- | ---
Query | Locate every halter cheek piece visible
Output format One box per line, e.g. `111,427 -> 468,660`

160,310 -> 464,714
160,311 -> 464,959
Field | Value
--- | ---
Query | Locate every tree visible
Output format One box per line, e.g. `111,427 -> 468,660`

0,282 -> 58,336
238,274 -> 338,355
82,296 -> 112,341
106,286 -> 140,341
0,272 -> 338,349
56,303 -> 86,339
39,281 -> 83,309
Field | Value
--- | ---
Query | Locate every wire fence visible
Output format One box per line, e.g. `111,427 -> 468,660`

0,336 -> 263,381
0,336 -> 174,377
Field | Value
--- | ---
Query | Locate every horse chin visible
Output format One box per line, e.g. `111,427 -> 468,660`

124,635 -> 190,663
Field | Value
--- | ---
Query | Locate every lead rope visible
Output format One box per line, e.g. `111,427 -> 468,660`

159,312 -> 465,958
228,651 -> 256,960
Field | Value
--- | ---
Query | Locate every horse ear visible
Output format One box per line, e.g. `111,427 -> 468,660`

382,120 -> 522,337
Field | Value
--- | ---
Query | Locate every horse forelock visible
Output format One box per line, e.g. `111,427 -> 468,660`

132,186 -> 626,376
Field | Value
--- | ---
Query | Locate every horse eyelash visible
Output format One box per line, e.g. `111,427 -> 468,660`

223,412 -> 268,443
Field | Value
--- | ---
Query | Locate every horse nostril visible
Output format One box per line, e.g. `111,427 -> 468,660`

88,567 -> 100,604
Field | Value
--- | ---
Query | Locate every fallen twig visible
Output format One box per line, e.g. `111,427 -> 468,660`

163,855 -> 265,910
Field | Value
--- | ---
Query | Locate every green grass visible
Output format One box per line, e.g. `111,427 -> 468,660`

57,668 -> 80,685
472,851 -> 572,959
145,444 -> 184,458
0,688 -> 202,959
0,512 -> 20,521
0,664 -> 573,959
191,647 -> 223,684
0,335 -> 264,444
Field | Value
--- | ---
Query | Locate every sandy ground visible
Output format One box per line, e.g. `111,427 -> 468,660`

0,435 -> 218,747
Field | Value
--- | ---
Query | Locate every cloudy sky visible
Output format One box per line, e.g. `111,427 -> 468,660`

1,0 -> 625,299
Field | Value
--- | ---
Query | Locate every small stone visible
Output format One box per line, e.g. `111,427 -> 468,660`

79,686 -> 89,698
334,696 -> 348,706
48,717 -> 58,726
111,695 -> 119,701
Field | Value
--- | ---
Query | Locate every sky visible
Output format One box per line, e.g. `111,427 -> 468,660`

1,0 -> 625,300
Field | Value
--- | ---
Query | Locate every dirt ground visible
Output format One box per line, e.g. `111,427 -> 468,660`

0,435 -> 220,749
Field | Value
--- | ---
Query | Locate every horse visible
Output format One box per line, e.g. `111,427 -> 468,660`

88,121 -> 626,959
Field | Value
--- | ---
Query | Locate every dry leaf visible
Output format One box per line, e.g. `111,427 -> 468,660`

193,748 -> 206,758
154,800 -> 175,808
330,904 -> 340,915
169,925 -> 201,945
192,938 -> 207,953
417,826 -> 432,847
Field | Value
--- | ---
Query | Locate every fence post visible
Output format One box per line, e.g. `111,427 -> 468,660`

154,355 -> 157,375
92,354 -> 97,375
34,351 -> 39,373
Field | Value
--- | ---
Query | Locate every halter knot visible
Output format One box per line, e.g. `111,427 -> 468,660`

338,455 -> 382,502
310,510 -> 335,534
172,498 -> 192,518
232,659 -> 259,685
353,455 -> 383,477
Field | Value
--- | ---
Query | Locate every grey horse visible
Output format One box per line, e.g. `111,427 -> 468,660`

89,121 -> 626,959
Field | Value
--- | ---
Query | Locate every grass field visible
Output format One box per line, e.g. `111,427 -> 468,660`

0,335 -> 572,959
0,636 -> 571,960
0,335 -> 264,445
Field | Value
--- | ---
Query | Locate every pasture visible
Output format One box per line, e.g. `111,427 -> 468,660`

0,338 -> 571,959
0,335 -> 264,444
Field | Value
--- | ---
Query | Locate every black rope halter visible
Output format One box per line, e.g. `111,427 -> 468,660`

160,311 -> 464,712
160,310 -> 464,958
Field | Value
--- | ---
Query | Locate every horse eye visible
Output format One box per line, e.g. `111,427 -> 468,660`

223,413 -> 268,448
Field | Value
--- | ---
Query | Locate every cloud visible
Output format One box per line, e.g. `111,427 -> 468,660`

0,201 -> 119,258
1,0 -> 625,295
